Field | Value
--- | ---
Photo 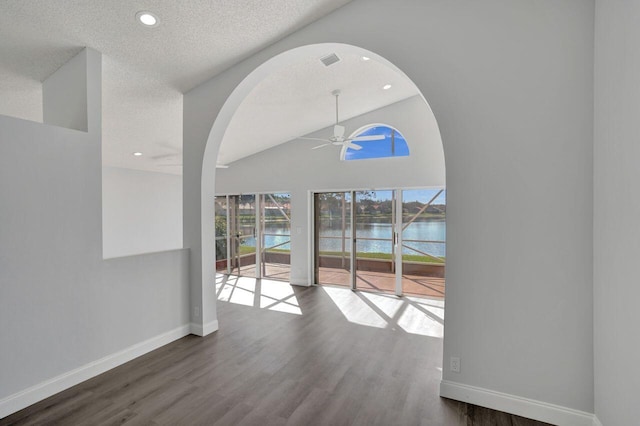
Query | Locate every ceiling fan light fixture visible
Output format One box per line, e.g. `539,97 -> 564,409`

136,11 -> 159,27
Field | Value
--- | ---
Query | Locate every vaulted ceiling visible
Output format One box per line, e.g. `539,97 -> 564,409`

0,0 -> 418,174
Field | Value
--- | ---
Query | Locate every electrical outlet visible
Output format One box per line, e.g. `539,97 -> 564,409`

450,357 -> 461,373
194,306 -> 200,318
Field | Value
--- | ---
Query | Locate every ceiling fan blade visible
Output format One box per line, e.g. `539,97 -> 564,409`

298,136 -> 330,142
151,153 -> 179,160
312,143 -> 331,150
344,142 -> 362,150
333,124 -> 345,138
350,134 -> 385,142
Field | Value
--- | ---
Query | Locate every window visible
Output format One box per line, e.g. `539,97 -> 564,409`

343,125 -> 409,161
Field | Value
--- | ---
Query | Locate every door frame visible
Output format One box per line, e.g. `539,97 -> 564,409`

311,187 -> 445,297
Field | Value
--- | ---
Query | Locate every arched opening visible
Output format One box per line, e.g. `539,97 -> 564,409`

200,43 -> 445,332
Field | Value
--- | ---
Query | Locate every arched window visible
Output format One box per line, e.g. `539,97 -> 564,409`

343,125 -> 409,161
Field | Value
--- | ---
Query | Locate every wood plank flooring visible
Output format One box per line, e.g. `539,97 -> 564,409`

2,278 -> 550,425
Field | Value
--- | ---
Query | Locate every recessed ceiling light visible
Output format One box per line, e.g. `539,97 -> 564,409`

136,11 -> 159,27
362,56 -> 371,61
383,84 -> 392,90
133,152 -> 143,157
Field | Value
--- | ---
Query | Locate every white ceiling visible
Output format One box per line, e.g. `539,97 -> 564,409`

0,0 -> 418,175
218,51 -> 419,165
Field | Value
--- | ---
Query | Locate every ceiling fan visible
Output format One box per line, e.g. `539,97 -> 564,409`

299,89 -> 385,151
149,142 -> 181,163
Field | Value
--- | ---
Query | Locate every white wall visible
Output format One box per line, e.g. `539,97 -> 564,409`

0,48 -> 190,417
594,1 -> 640,425
0,76 -> 42,123
42,50 -> 87,132
216,96 -> 444,284
102,167 -> 183,258
185,0 -> 595,422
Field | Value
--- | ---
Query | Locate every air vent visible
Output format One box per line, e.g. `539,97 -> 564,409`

320,53 -> 340,67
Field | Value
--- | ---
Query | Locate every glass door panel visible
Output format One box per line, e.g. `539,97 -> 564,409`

354,190 -> 395,294
236,194 -> 257,276
400,189 -> 446,298
314,192 -> 352,287
215,196 -> 230,272
261,193 -> 291,281
313,187 -> 446,298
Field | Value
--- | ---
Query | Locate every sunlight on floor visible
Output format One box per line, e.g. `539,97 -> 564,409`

322,286 -> 389,328
216,274 -> 444,337
323,286 -> 444,338
216,274 -> 302,315
216,274 -> 254,307
259,279 -> 301,315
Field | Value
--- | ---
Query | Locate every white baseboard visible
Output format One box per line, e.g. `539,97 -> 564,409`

0,324 -> 191,419
190,320 -> 219,337
440,380 -> 597,426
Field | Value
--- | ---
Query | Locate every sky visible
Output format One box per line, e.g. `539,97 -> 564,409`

360,189 -> 446,204
344,125 -> 410,160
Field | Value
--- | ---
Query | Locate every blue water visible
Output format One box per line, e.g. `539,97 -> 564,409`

244,221 -> 446,258
319,221 -> 445,257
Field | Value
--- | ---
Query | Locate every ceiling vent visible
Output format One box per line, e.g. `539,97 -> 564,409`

320,53 -> 340,67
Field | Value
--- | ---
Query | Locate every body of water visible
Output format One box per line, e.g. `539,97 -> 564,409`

243,220 -> 446,258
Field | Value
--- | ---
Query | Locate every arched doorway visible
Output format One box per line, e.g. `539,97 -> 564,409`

198,43 -> 445,332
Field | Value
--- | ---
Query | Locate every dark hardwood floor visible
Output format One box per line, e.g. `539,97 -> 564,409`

1,278 -> 551,425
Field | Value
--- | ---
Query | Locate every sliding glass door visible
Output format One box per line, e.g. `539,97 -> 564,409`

215,192 -> 292,281
314,188 -> 446,298
399,189 -> 446,297
354,190 -> 396,294
214,196 -> 230,272
314,192 -> 352,287
260,193 -> 291,281
231,194 -> 257,276
214,194 -> 257,276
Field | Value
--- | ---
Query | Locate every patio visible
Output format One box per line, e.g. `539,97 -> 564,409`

228,263 -> 445,299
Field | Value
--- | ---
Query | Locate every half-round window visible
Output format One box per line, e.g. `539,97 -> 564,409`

343,125 -> 409,161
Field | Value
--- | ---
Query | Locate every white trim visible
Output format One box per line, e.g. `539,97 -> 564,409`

190,320 -> 219,337
440,380 -> 597,426
593,416 -> 603,426
0,324 -> 191,419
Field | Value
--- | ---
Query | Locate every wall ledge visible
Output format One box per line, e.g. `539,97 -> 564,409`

0,324 -> 191,419
102,247 -> 188,261
440,380 -> 596,426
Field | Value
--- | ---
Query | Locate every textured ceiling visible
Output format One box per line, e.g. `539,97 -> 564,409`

0,0 -> 418,175
0,0 -> 354,91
